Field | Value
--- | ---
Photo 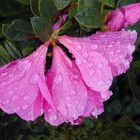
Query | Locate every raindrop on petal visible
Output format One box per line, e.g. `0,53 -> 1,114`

54,74 -> 63,84
22,105 -> 29,110
30,74 -> 39,84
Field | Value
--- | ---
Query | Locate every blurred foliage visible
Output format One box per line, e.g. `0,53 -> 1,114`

0,0 -> 140,140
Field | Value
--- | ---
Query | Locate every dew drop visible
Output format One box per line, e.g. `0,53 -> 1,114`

91,44 -> 97,50
18,60 -> 31,71
75,101 -> 79,104
70,90 -> 76,95
108,45 -> 112,48
54,74 -> 63,84
100,34 -> 106,37
30,74 -> 39,84
65,38 -> 72,44
82,52 -> 88,57
23,95 -> 30,100
22,104 -> 28,110
76,45 -> 82,51
12,96 -> 18,101
89,70 -> 95,76
50,115 -> 57,121
3,99 -> 9,105
1,73 -> 7,77
76,59 -> 81,64
1,82 -> 7,86
98,63 -> 103,68
8,90 -> 14,95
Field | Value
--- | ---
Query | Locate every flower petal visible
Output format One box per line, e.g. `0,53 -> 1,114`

105,9 -> 124,31
44,46 -> 88,126
58,30 -> 137,79
0,42 -> 52,120
105,3 -> 140,31
58,35 -> 113,92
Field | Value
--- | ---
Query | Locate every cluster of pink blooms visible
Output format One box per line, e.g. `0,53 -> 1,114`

0,3 -> 139,126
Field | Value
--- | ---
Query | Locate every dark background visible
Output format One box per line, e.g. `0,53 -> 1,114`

0,0 -> 140,140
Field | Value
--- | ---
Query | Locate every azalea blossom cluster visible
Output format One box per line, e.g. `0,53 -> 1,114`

0,3 -> 139,126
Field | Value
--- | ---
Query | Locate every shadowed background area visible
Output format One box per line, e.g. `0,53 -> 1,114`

0,0 -> 140,140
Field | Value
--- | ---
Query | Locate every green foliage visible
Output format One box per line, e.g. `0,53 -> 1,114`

0,0 -> 140,140
31,16 -> 52,42
53,0 -> 71,10
2,19 -> 33,41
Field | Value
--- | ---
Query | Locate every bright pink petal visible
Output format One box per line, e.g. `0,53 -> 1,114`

105,9 -> 124,31
58,36 -> 113,92
58,30 -> 137,79
105,3 -> 140,31
0,42 -> 52,121
122,3 -> 140,27
53,14 -> 68,31
44,46 -> 88,126
84,90 -> 112,117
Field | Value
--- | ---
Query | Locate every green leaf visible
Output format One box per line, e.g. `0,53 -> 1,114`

75,7 -> 106,28
38,0 -> 57,23
53,0 -> 70,10
2,19 -> 33,41
16,0 -> 30,5
30,0 -> 40,16
0,45 -> 11,61
31,16 -> 52,42
5,40 -> 22,59
98,0 -> 116,8
77,0 -> 100,11
128,60 -> 140,102
117,0 -> 137,7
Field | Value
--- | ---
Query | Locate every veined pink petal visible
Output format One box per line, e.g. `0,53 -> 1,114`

53,14 -> 67,31
58,30 -> 137,79
122,3 -> 140,27
105,3 -> 140,31
44,46 -> 88,126
105,9 -> 124,31
58,36 -> 113,92
0,42 -> 52,121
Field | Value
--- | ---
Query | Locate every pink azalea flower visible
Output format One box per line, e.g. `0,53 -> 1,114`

105,3 -> 140,31
0,30 -> 137,126
0,42 -> 53,120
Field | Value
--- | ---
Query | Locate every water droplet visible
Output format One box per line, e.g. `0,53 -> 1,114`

75,101 -> 79,104
82,52 -> 88,57
12,96 -> 18,101
76,45 -> 82,51
1,82 -> 6,86
3,99 -> 9,105
91,44 -> 97,50
117,49 -> 121,53
76,59 -> 81,64
30,74 -> 39,84
1,73 -> 7,77
54,74 -> 63,84
89,70 -> 95,76
98,63 -> 103,68
22,105 -> 28,110
108,45 -> 112,48
89,62 -> 93,67
65,38 -> 72,44
50,115 -> 57,121
73,80 -> 78,85
67,96 -> 70,100
70,90 -> 76,95
18,60 -> 31,71
100,34 -> 106,37
23,95 -> 29,100
8,91 -> 14,95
